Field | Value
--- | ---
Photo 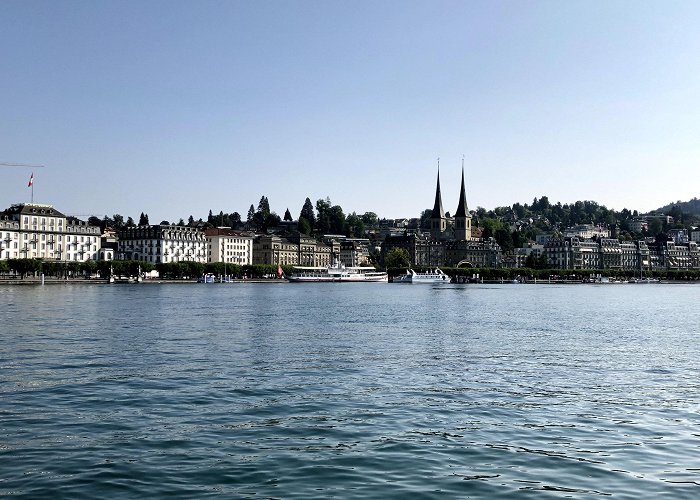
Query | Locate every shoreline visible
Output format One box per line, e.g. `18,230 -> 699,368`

1,278 -> 697,286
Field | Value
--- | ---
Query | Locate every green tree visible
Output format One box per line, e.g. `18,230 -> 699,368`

231,212 -> 241,226
112,214 -> 125,230
361,212 -> 378,226
346,212 -> 365,237
419,208 -> 432,229
648,218 -> 663,237
8,258 -> 41,279
385,248 -> 411,269
300,197 -> 316,230
284,208 -> 293,221
298,217 -> 311,235
328,205 -> 346,234
246,205 -> 255,227
316,198 -> 332,234
139,212 -> 149,226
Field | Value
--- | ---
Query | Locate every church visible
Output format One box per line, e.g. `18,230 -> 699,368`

382,165 -> 502,268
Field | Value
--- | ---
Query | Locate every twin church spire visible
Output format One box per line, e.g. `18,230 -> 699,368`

430,157 -> 472,241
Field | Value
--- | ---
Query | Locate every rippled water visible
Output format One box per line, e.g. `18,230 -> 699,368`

1,282 -> 700,498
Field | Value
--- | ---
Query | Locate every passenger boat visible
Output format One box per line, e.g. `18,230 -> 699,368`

287,261 -> 388,282
394,268 -> 449,284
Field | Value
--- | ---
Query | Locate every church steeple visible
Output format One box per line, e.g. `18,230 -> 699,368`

430,159 -> 446,239
454,156 -> 472,241
431,162 -> 445,219
455,158 -> 468,218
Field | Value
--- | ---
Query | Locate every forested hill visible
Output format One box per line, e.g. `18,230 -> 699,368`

656,198 -> 700,216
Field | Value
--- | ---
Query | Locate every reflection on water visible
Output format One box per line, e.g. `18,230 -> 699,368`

1,283 -> 700,498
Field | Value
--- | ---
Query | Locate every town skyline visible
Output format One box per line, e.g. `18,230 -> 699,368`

3,1 -> 700,222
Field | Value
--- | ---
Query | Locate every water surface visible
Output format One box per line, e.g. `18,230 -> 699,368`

1,283 -> 699,498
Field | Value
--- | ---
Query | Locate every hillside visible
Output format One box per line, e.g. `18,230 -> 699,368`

656,198 -> 700,216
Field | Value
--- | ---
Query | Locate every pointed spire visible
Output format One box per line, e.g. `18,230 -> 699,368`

430,158 -> 445,219
455,155 -> 469,217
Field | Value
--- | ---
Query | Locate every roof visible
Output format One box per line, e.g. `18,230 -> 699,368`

430,170 -> 445,219
454,168 -> 469,217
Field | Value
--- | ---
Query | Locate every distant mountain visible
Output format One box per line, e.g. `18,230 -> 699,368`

656,198 -> 700,216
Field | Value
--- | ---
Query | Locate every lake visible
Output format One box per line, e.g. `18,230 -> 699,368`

1,282 -> 699,498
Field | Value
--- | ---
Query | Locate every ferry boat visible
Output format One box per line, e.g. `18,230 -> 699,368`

287,261 -> 388,283
394,268 -> 449,284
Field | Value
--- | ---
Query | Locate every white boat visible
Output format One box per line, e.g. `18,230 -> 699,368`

287,261 -> 388,283
394,268 -> 449,284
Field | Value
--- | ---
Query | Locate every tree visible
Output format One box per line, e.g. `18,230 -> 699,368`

385,248 -> 411,269
188,215 -> 195,226
298,217 -> 311,235
346,212 -> 365,237
139,212 -> 149,226
361,212 -> 378,227
160,220 -> 170,225
316,198 -> 332,234
88,216 -> 102,227
8,258 -> 41,279
112,214 -> 125,230
648,218 -> 663,237
254,196 -> 272,230
231,212 -> 241,226
284,208 -> 293,221
246,204 -> 255,227
328,205 -> 346,234
126,216 -> 135,227
300,198 -> 316,229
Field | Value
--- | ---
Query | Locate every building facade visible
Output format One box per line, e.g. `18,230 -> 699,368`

0,203 -> 101,262
205,228 -> 253,265
118,224 -> 207,263
253,234 -> 341,266
542,236 -> 699,271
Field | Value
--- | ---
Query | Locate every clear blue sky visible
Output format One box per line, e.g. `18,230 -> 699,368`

2,0 -> 699,223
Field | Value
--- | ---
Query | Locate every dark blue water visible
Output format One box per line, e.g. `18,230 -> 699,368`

1,283 -> 700,498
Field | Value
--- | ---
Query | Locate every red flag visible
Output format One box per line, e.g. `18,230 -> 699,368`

28,173 -> 34,187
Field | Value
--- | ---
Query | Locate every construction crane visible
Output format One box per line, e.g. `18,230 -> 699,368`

0,162 -> 45,168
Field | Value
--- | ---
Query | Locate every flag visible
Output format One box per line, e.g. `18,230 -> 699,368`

28,173 -> 34,187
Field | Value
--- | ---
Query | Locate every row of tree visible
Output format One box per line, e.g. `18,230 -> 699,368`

0,259 -> 294,281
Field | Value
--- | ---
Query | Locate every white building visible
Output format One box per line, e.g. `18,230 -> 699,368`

0,203 -> 101,261
205,228 -> 253,265
118,224 -> 207,263
564,224 -> 610,240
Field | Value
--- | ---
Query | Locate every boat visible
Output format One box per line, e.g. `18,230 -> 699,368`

394,268 -> 449,284
287,261 -> 388,282
197,273 -> 216,283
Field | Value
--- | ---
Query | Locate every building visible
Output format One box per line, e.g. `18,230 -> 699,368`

0,203 -> 101,262
429,167 -> 447,239
542,236 -> 700,272
388,167 -> 501,267
253,234 -> 339,266
339,238 -> 371,267
205,228 -> 253,265
563,224 -> 610,240
118,224 -> 207,263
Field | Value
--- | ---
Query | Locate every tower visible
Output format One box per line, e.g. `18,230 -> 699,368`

454,157 -> 472,241
430,159 -> 446,239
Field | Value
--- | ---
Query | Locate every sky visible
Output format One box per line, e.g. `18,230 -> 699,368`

2,0 -> 699,223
